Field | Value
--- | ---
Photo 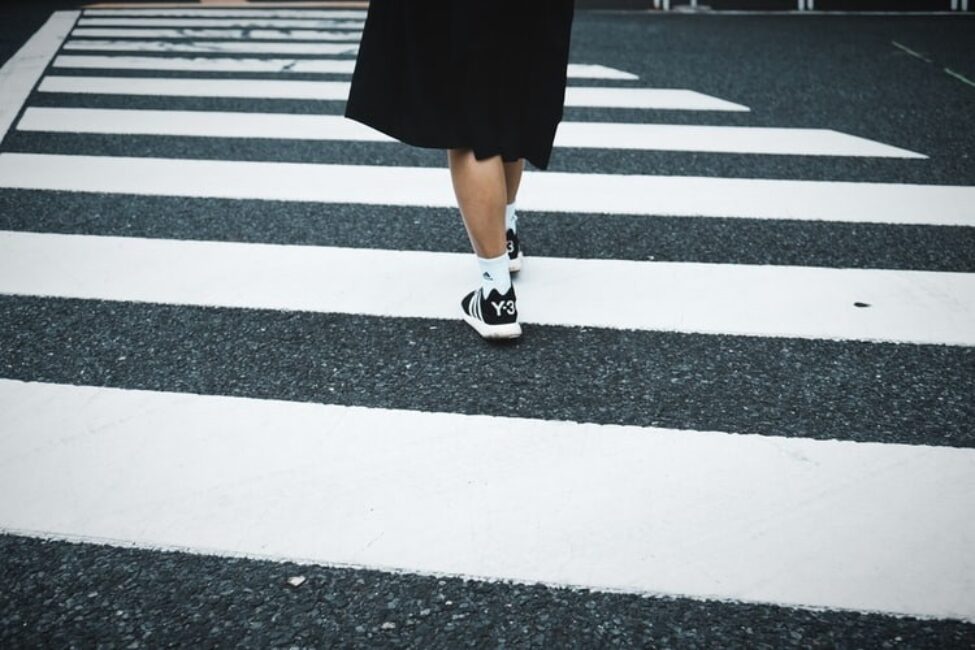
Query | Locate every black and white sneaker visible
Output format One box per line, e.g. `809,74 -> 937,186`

460,284 -> 522,340
506,228 -> 523,273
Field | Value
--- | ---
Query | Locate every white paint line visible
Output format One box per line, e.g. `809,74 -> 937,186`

16,107 -> 926,159
0,230 -> 972,346
81,1 -> 369,6
14,106 -> 392,141
37,75 -> 747,111
64,39 -> 361,55
70,28 -> 362,40
0,11 -> 78,142
1,379 -> 973,622
54,53 -> 358,74
891,40 -> 933,64
555,120 -> 926,158
84,0 -> 369,4
76,17 -> 365,29
944,67 -> 975,89
49,56 -> 638,81
83,8 -> 367,18
38,74 -> 352,99
566,86 -> 747,111
566,64 -> 639,80
1,152 -> 970,228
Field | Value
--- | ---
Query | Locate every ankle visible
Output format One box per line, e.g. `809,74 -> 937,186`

477,252 -> 512,296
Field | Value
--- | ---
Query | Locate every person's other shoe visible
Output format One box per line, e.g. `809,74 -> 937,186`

506,228 -> 523,274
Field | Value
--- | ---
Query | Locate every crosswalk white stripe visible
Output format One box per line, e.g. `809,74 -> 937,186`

1,230 -> 972,346
2,379 -> 972,622
565,64 -> 639,80
49,55 -> 640,81
83,8 -> 369,19
37,75 -> 743,110
70,28 -> 363,40
568,86 -> 748,110
63,39 -> 362,55
53,54 -> 359,74
77,17 -> 366,29
15,107 -> 926,159
34,74 -> 346,100
556,121 -> 925,157
14,106 -> 385,139
1,152 -> 969,227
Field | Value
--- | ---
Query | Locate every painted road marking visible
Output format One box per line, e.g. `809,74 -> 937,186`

0,11 -> 77,142
76,17 -> 366,29
63,39 -> 362,55
564,64 -> 638,80
34,74 -> 368,100
1,153 -> 968,227
1,379 -> 972,622
83,8 -> 369,18
82,0 -> 369,5
50,55 -> 639,81
555,121 -> 924,157
16,107 -> 925,158
70,28 -> 363,40
944,67 -> 975,89
1,230 -> 972,345
54,54 -> 358,74
567,86 -> 747,110
37,75 -> 747,110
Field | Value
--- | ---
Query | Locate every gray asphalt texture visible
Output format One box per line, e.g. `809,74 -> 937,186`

2,3 -> 974,648
2,534 -> 974,649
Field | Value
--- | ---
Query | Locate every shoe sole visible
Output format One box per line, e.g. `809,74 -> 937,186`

509,251 -> 523,274
462,312 -> 522,340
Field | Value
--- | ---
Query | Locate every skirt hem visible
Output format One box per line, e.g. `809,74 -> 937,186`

344,110 -> 555,171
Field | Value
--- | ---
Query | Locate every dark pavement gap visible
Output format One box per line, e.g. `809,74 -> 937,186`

1,189 -> 972,273
2,295 -> 972,448
2,533 -> 973,649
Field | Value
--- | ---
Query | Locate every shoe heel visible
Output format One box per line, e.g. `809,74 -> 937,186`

462,313 -> 522,340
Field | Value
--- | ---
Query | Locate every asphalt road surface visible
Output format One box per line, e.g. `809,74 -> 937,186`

1,3 -> 973,648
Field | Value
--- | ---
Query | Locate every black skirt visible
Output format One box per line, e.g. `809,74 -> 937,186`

343,0 -> 575,171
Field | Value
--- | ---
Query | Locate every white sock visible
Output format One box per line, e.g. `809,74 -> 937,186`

505,201 -> 518,234
478,252 -> 512,297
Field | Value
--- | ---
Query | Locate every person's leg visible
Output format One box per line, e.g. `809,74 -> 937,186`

503,158 -> 524,204
448,148 -> 520,339
447,148 -> 507,259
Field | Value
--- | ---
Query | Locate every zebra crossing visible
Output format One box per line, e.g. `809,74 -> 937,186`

1,5 -> 973,638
